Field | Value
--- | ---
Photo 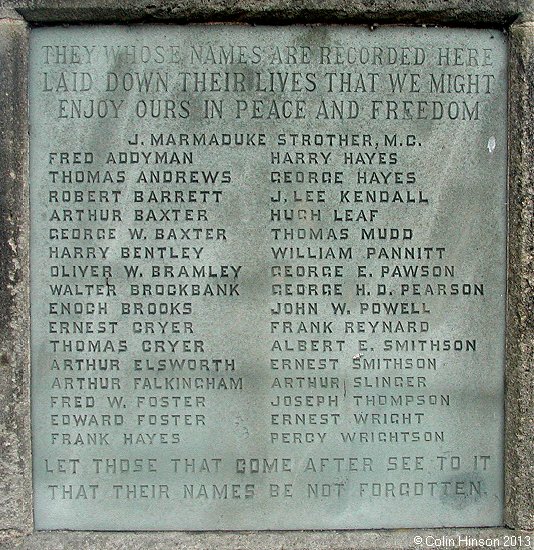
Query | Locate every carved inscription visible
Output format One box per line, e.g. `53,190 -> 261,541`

30,26 -> 507,530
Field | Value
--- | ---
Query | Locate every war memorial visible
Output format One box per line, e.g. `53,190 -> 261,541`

0,1 -> 532,548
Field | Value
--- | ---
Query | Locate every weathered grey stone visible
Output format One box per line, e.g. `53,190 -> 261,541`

29,24 -> 508,532
505,22 -> 534,532
0,0 -> 532,25
1,527 -> 534,549
0,17 -> 31,541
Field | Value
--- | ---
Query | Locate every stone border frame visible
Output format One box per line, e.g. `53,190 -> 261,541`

0,1 -> 531,548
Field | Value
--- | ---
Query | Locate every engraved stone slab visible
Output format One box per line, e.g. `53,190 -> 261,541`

29,25 -> 507,530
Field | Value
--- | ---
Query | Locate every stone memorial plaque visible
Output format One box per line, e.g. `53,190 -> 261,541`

29,25 -> 507,530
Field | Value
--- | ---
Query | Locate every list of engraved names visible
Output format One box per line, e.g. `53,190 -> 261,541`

30,26 -> 507,530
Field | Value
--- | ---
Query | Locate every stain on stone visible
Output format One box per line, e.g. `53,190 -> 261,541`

439,472 -> 487,510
